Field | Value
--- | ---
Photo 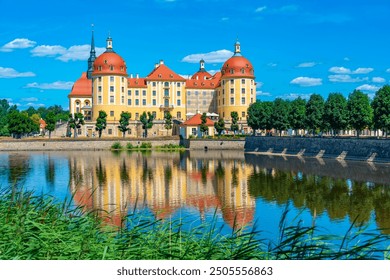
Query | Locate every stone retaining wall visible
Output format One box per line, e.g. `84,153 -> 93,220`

0,138 -> 180,151
245,136 -> 390,162
182,139 -> 245,150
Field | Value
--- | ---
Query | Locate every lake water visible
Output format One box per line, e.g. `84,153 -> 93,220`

1,150 -> 390,247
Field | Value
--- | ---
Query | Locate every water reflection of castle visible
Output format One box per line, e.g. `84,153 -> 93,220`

69,151 -> 255,229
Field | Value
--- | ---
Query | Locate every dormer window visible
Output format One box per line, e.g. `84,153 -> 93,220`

241,68 -> 245,74
104,60 -> 108,64
110,66 -> 114,71
98,66 -> 102,71
230,69 -> 234,74
158,74 -> 162,78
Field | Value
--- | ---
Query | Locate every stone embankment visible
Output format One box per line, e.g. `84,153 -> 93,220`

245,136 -> 390,162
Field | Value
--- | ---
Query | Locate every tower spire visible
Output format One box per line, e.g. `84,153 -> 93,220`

87,24 -> 96,79
234,38 -> 242,56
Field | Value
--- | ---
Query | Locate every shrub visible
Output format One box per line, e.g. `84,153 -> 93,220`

126,143 -> 134,150
140,142 -> 152,149
111,142 -> 122,150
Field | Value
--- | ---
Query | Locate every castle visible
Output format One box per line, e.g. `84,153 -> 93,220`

68,32 -> 256,137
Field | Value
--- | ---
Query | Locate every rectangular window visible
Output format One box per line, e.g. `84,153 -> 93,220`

110,111 -> 114,117
177,82 -> 181,87
177,112 -> 181,119
142,99 -> 146,106
192,128 -> 197,136
110,96 -> 114,103
241,79 -> 245,84
121,87 -> 124,93
230,79 -> 234,85
135,99 -> 139,106
152,99 -> 156,106
98,96 -> 102,104
241,97 -> 245,105
110,76 -> 114,82
177,91 -> 181,96
187,100 -> 191,105
152,82 -> 156,87
108,129 -> 112,135
152,90 -> 156,96
135,90 -> 139,96
142,90 -> 146,96
203,91 -> 206,96
230,88 -> 234,94
121,77 -> 124,82
135,113 -> 139,119
242,111 -> 245,118
110,86 -> 114,92
121,96 -> 124,104
128,90 -> 131,96
177,99 -> 181,106
164,89 -> 169,97
241,88 -> 245,94
98,86 -> 102,92
230,97 -> 234,105
128,99 -> 132,106
152,111 -> 156,118
98,77 -> 102,82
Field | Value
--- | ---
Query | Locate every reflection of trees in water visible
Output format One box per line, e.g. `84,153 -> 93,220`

8,154 -> 30,187
45,155 -> 55,189
141,157 -> 153,183
96,157 -> 107,188
231,161 -> 239,188
120,159 -> 129,185
248,168 -> 390,232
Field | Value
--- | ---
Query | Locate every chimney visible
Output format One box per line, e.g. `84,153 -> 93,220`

130,74 -> 133,78
136,74 -> 139,79
160,59 -> 164,65
155,63 -> 159,69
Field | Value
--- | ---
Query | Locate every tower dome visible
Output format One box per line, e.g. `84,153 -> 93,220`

92,36 -> 127,76
221,40 -> 254,78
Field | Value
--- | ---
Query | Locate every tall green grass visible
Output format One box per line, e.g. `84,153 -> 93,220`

0,188 -> 389,260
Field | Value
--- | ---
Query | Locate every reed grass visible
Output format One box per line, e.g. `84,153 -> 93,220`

0,188 -> 389,260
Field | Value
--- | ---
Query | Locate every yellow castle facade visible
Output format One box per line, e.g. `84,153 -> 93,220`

68,34 -> 256,137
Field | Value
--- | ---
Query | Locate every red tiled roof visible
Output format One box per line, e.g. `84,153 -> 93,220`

68,72 -> 92,97
146,63 -> 186,81
182,113 -> 214,126
221,56 -> 254,78
92,51 -> 127,76
191,70 -> 212,80
127,77 -> 147,88
186,72 -> 221,89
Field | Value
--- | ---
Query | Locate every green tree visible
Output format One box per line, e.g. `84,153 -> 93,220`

45,112 -> 56,139
30,113 -> 40,133
7,110 -> 35,138
68,113 -> 85,138
324,93 -> 349,136
289,97 -> 306,136
372,85 -> 390,137
272,98 -> 290,136
214,117 -> 225,136
247,101 -> 273,135
164,111 -> 172,135
140,111 -> 154,138
0,99 -> 14,136
230,111 -> 239,134
347,90 -> 373,137
118,112 -> 131,138
25,106 -> 38,117
199,112 -> 209,137
95,110 -> 107,138
306,94 -> 325,135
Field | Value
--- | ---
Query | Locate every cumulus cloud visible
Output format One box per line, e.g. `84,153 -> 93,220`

0,38 -> 36,52
290,77 -> 322,87
328,75 -> 368,83
281,93 -> 312,100
267,62 -> 278,67
372,77 -> 386,83
25,81 -> 74,90
329,66 -> 374,74
256,91 -> 272,97
297,62 -> 318,68
255,6 -> 267,13
356,84 -> 380,93
386,68 -> 390,73
31,44 -> 105,62
0,67 -> 36,78
182,49 -> 233,63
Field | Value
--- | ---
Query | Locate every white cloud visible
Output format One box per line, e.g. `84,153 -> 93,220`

290,77 -> 322,87
297,62 -> 317,68
21,97 -> 38,102
372,77 -> 386,83
386,68 -> 390,73
182,49 -> 233,63
329,66 -> 351,74
24,102 -> 46,107
25,81 -> 74,90
281,93 -> 312,100
267,62 -> 277,67
356,84 -> 380,93
0,38 -> 36,52
344,57 -> 350,61
221,17 -> 229,21
353,67 -> 374,74
256,91 -> 271,97
328,74 -> 368,83
256,81 -> 264,89
255,6 -> 267,13
31,44 -> 105,62
0,67 -> 36,78
329,66 -> 374,75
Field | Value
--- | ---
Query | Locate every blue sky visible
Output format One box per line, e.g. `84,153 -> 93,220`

1,0 -> 390,109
